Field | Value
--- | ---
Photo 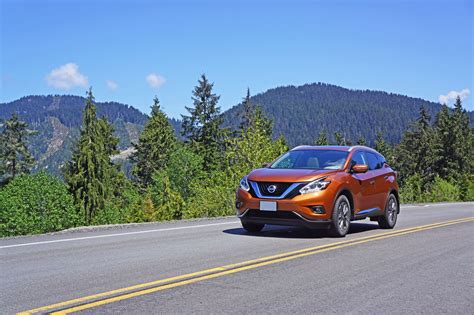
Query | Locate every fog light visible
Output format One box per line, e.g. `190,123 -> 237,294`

235,201 -> 243,209
310,206 -> 325,214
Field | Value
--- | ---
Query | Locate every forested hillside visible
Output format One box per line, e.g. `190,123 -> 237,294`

2,84 -> 473,175
223,83 -> 474,146
0,95 -> 149,175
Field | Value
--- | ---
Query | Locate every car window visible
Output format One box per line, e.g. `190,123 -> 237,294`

351,151 -> 366,166
365,152 -> 382,170
271,150 -> 349,170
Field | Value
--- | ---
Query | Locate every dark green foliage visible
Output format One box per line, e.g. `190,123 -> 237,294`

374,131 -> 394,165
356,135 -> 367,146
239,88 -> 254,131
222,83 -> 474,147
0,172 -> 80,237
131,97 -> 177,188
315,131 -> 329,145
395,106 -> 437,185
149,171 -> 185,221
64,89 -> 120,224
181,74 -> 225,171
0,113 -> 36,184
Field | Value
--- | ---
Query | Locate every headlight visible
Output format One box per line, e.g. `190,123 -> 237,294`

240,176 -> 250,191
299,177 -> 331,195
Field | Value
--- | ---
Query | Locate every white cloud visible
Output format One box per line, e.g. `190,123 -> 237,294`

439,88 -> 470,105
106,80 -> 118,91
45,63 -> 88,90
146,73 -> 166,88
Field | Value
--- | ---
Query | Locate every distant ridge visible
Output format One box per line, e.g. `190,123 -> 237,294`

1,84 -> 473,175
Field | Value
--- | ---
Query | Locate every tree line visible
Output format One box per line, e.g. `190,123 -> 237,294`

1,75 -> 473,236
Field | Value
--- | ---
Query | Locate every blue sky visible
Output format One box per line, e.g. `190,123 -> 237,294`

1,0 -> 473,117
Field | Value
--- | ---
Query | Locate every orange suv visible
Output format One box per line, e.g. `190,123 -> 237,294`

236,146 -> 399,237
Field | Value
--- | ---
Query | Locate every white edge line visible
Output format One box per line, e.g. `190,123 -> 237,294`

0,221 -> 239,249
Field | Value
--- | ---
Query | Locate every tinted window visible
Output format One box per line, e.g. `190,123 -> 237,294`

271,150 -> 349,170
377,154 -> 387,167
351,151 -> 367,166
365,152 -> 382,170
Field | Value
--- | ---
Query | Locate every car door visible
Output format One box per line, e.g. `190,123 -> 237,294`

349,150 -> 377,213
364,151 -> 387,211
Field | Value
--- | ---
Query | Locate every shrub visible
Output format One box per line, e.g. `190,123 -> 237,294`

399,174 -> 424,204
424,177 -> 461,202
0,172 -> 80,236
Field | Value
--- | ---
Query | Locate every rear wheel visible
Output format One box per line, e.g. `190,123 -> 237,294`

378,194 -> 398,229
329,195 -> 351,237
241,222 -> 264,233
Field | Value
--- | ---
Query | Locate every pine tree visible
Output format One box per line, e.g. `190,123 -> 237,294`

131,97 -> 177,188
226,106 -> 287,178
356,135 -> 367,146
239,88 -> 254,131
181,74 -> 224,170
374,131 -> 394,165
64,88 -> 119,224
433,104 -> 454,179
334,132 -> 347,145
451,97 -> 474,177
315,130 -> 329,145
0,113 -> 35,184
395,106 -> 437,185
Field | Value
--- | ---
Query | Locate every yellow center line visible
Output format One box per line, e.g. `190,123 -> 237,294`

17,217 -> 474,315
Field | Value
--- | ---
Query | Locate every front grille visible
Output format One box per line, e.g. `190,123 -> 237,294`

245,209 -> 300,220
257,182 -> 292,197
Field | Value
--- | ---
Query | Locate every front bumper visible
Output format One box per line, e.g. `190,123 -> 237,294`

239,209 -> 332,229
236,186 -> 337,229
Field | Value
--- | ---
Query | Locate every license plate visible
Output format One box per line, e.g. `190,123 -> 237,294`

260,201 -> 277,211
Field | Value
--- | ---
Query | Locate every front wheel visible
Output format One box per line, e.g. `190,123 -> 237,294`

378,194 -> 398,229
329,195 -> 351,237
241,222 -> 265,233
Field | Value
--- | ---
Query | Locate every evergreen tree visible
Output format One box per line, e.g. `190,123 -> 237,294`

226,106 -> 287,178
181,74 -> 224,170
433,104 -> 454,179
239,88 -> 254,131
0,113 -> 35,184
356,135 -> 367,146
315,130 -> 329,145
374,131 -> 394,165
64,89 -> 119,224
334,132 -> 349,145
131,97 -> 177,188
451,97 -> 474,177
395,106 -> 437,184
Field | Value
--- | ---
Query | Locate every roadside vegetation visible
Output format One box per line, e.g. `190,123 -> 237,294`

1,75 -> 473,236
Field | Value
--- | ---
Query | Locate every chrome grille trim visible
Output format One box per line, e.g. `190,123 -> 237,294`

249,181 -> 304,199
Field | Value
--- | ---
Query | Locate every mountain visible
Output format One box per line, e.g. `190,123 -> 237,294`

2,85 -> 473,176
0,95 -> 151,176
222,83 -> 474,147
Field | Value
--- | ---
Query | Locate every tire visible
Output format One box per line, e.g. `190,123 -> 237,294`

241,222 -> 265,233
378,193 -> 398,229
329,195 -> 351,237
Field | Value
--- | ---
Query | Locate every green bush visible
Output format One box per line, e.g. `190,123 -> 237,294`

149,171 -> 185,221
399,174 -> 424,204
0,172 -> 80,237
183,170 -> 235,219
424,177 -> 461,202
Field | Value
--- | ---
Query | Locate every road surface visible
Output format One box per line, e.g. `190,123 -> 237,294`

1,202 -> 473,314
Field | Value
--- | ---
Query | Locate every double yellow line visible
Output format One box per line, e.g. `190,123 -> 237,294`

19,217 -> 474,315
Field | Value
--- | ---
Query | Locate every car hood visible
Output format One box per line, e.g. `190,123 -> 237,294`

247,168 -> 339,182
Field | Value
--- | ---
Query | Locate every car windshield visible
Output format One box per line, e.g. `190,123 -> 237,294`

270,150 -> 349,170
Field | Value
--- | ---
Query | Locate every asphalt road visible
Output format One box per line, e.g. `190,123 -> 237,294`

1,202 -> 473,314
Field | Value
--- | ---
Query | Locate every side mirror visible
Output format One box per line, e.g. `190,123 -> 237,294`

262,162 -> 270,168
352,164 -> 368,173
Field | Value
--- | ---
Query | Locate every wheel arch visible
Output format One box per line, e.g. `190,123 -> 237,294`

388,188 -> 400,214
335,188 -> 354,218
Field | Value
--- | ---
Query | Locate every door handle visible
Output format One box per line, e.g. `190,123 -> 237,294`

369,180 -> 375,185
